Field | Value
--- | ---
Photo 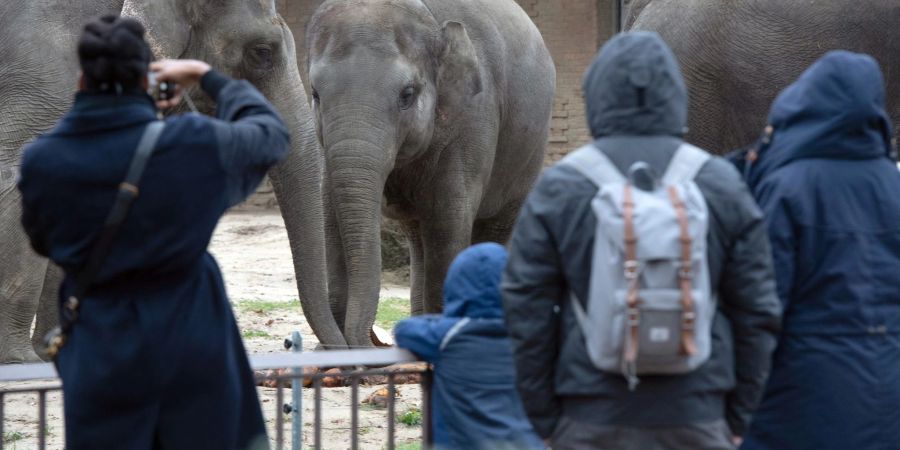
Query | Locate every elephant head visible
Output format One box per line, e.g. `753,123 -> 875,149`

306,0 -> 482,347
123,0 -> 344,347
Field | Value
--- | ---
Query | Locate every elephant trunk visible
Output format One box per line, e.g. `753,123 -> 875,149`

263,22 -> 346,348
325,126 -> 394,348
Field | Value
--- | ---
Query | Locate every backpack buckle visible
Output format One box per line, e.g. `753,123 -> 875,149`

682,311 -> 696,330
627,307 -> 640,326
678,265 -> 694,280
624,261 -> 640,279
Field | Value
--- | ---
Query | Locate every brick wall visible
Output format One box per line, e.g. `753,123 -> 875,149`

239,0 -> 612,210
515,0 -> 605,164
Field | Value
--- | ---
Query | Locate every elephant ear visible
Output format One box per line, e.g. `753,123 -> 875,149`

437,21 -> 482,98
122,0 -> 192,59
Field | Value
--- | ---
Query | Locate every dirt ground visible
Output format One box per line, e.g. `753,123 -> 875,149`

0,212 -> 422,450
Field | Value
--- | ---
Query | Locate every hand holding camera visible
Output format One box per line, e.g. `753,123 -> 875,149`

149,59 -> 212,110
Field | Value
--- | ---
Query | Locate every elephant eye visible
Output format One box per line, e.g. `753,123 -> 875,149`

251,45 -> 274,71
399,85 -> 417,110
312,89 -> 320,104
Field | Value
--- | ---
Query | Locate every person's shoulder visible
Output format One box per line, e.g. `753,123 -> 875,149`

694,151 -> 744,190
157,113 -> 222,152
534,157 -> 598,197
163,112 -> 216,137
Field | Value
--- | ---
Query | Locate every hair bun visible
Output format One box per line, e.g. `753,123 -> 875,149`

78,15 -> 152,94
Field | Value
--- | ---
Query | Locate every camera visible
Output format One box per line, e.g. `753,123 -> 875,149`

147,72 -> 177,101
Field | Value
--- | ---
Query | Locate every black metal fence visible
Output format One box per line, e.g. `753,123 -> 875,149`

0,348 -> 432,450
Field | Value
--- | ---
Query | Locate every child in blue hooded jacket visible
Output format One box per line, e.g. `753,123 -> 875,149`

394,243 -> 543,450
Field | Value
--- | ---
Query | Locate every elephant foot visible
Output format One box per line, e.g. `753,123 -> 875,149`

0,347 -> 42,364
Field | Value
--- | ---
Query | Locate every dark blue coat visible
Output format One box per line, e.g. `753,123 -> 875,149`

741,52 -> 900,450
18,72 -> 288,450
394,243 -> 543,450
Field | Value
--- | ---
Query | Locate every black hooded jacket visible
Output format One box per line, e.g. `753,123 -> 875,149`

501,32 -> 782,438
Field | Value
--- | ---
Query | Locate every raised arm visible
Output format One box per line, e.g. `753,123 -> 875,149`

151,60 -> 291,207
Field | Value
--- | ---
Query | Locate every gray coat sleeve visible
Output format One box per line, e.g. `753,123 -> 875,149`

201,70 -> 291,208
501,173 -> 566,439
707,161 -> 782,437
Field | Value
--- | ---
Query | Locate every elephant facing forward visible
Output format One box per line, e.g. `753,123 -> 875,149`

307,0 -> 556,347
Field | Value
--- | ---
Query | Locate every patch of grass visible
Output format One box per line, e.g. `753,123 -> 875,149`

3,431 -> 26,444
376,297 -> 410,330
397,407 -> 423,427
242,329 -> 272,339
390,442 -> 421,450
236,299 -> 296,314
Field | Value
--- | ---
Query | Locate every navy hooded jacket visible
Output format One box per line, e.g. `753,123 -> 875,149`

17,71 -> 286,449
394,243 -> 542,450
741,51 -> 900,450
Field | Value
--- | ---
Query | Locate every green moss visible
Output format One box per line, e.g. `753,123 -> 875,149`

389,443 -> 421,450
241,329 -> 272,339
376,297 -> 411,330
3,431 -> 26,444
397,407 -> 423,427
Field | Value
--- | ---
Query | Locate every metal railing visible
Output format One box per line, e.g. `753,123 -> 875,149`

0,347 -> 432,450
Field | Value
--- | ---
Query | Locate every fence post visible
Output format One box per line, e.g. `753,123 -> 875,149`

422,367 -> 433,448
290,331 -> 302,450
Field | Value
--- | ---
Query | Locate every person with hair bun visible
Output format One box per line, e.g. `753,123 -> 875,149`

17,14 -> 288,449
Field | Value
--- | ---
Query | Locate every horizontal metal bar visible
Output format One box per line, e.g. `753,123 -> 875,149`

0,364 -> 57,383
0,384 -> 61,394
0,348 -> 420,384
249,348 -> 419,370
256,368 -> 426,384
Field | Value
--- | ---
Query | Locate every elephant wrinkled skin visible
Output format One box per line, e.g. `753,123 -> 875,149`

625,0 -> 900,153
0,0 -> 331,362
307,0 -> 556,347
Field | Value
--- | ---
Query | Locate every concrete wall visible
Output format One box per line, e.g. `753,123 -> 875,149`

240,0 -> 614,209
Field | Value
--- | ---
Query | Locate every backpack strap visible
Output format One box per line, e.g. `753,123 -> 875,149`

667,186 -> 698,356
661,144 -> 711,184
559,144 -> 626,186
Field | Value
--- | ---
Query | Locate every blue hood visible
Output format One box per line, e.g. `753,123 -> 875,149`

747,51 -> 893,189
443,243 -> 507,319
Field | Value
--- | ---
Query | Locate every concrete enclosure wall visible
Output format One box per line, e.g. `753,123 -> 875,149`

239,0 -> 616,210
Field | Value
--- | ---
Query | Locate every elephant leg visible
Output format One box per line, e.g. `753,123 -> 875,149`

420,213 -> 475,314
32,263 -> 62,360
0,186 -> 43,363
471,199 -> 524,246
400,221 -> 425,316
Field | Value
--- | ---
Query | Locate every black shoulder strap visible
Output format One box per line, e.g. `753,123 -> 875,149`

71,121 -> 166,300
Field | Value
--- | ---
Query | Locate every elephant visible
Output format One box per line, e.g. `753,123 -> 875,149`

306,0 -> 556,347
0,0 -> 338,362
622,0 -> 900,153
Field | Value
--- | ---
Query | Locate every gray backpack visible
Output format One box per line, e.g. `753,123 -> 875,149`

560,144 -> 714,390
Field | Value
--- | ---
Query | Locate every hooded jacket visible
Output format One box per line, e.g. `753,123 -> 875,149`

502,32 -> 781,439
741,51 -> 900,450
17,71 -> 286,449
394,243 -> 542,450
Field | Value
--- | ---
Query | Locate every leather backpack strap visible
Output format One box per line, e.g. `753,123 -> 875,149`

48,121 -> 166,359
667,186 -> 697,356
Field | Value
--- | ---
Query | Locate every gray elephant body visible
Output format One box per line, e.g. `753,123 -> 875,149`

627,0 -> 900,153
307,0 -> 555,347
0,0 -> 333,362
